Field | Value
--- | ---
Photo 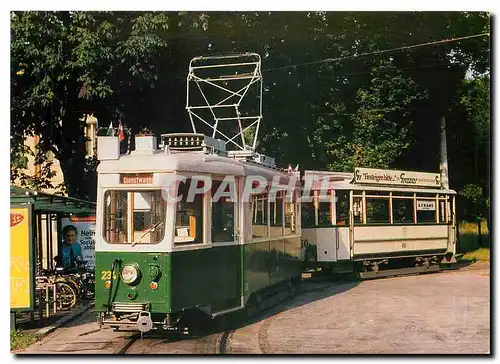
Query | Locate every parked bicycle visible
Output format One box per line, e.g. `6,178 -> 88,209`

35,259 -> 95,312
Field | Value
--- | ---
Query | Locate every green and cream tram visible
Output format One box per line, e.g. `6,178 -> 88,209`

94,133 -> 302,334
301,168 -> 457,277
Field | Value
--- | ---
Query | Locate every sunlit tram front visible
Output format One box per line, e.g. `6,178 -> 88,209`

94,133 -> 302,334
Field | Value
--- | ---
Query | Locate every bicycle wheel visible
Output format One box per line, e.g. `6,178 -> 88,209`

57,276 -> 81,297
56,282 -> 77,310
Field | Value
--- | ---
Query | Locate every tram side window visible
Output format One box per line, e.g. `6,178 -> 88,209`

301,202 -> 315,228
335,191 -> 349,226
439,196 -> 449,223
175,179 -> 204,244
270,191 -> 284,237
366,198 -> 390,223
416,204 -> 436,223
211,180 -> 235,243
353,197 -> 363,224
284,191 -> 296,235
103,190 -> 166,244
318,199 -> 331,226
392,199 -> 414,223
252,194 -> 268,238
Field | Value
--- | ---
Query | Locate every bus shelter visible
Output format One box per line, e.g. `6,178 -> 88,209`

10,186 -> 96,329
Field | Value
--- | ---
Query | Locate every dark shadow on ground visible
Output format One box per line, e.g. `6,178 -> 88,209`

15,302 -> 92,332
143,274 -> 361,343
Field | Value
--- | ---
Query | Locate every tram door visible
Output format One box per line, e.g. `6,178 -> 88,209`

303,190 -> 351,263
316,190 -> 351,262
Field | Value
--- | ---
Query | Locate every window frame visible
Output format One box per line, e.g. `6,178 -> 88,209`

210,177 -> 238,245
102,188 -> 167,245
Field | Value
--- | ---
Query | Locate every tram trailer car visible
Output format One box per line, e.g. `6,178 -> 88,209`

300,168 -> 457,277
94,133 -> 302,334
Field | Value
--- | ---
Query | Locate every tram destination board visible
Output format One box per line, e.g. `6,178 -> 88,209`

120,173 -> 153,184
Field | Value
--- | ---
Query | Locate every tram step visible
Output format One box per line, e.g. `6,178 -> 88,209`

211,305 -> 245,318
358,265 -> 441,280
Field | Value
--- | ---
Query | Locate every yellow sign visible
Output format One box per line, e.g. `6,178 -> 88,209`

10,207 -> 32,309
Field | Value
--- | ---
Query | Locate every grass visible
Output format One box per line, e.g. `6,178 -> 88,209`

458,219 -> 490,263
462,248 -> 490,262
10,330 -> 38,351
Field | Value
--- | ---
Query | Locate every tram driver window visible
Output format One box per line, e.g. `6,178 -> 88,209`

103,190 -> 166,244
174,179 -> 204,244
211,180 -> 235,243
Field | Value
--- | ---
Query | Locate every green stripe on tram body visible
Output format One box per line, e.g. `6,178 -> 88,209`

95,247 -> 241,314
95,237 -> 302,315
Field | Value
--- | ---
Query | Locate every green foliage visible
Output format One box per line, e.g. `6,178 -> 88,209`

11,11 -> 170,199
460,183 -> 488,220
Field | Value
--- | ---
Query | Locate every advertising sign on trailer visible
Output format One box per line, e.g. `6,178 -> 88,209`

61,216 -> 96,270
354,167 -> 441,188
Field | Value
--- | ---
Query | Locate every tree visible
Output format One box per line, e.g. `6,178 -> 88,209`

11,11 -> 170,199
460,183 -> 488,247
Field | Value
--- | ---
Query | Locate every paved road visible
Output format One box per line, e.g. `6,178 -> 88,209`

227,267 -> 490,354
18,265 -> 490,354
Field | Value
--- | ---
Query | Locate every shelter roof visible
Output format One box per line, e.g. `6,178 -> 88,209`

10,186 -> 96,214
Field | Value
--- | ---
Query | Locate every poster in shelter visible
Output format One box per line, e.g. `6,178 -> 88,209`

10,206 -> 33,310
61,216 -> 96,270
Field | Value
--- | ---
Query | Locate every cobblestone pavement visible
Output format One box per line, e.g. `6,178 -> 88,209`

226,267 -> 490,354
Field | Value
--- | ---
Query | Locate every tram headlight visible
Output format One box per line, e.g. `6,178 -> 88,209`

120,264 -> 141,285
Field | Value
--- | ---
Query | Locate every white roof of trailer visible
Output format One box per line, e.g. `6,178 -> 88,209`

97,151 -> 299,184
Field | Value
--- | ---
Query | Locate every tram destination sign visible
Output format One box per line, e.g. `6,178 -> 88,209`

354,167 -> 441,188
120,173 -> 153,184
417,200 -> 436,211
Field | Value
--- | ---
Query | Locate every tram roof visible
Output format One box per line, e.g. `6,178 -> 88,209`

97,150 -> 299,184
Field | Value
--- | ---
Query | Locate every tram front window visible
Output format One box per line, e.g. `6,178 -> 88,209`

103,190 -> 166,244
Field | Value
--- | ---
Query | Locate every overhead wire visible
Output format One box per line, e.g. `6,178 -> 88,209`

262,32 -> 490,72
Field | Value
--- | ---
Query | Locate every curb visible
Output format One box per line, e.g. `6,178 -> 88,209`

34,303 -> 93,338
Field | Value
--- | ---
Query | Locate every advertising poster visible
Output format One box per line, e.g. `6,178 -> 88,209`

10,207 -> 34,310
61,216 -> 96,270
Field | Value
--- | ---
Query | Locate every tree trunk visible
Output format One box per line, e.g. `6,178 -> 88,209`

477,219 -> 482,248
